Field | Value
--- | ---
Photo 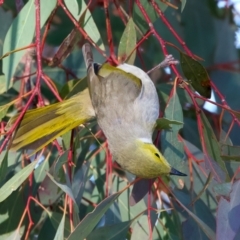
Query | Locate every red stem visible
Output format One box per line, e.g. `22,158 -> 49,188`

58,0 -> 106,57
150,0 -> 194,57
135,0 -> 180,77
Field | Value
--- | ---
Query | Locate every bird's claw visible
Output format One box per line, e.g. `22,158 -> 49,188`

147,54 -> 179,75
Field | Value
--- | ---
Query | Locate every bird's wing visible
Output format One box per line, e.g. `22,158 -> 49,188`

82,43 -> 143,109
87,63 -> 142,113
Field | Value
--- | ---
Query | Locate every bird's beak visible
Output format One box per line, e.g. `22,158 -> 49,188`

170,167 -> 187,176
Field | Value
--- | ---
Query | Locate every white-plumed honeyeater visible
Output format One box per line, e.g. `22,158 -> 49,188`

8,43 -> 186,179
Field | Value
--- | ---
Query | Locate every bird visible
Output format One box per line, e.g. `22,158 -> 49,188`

7,43 -> 186,179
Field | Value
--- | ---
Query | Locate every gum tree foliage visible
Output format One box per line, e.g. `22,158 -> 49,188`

0,0 -> 240,239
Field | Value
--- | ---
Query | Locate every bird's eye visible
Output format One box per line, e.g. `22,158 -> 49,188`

155,153 -> 160,158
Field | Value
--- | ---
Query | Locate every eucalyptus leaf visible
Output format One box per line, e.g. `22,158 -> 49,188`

46,172 -> 76,204
118,18 -> 137,65
181,0 -> 187,12
133,0 -> 167,34
156,118 -> 183,130
216,180 -> 240,240
0,160 -> 37,202
213,182 -> 232,199
180,52 -> 211,98
0,151 -> 8,184
2,0 -> 57,91
161,90 -> 186,174
221,144 -> 240,161
86,220 -> 133,240
64,0 -> 104,50
68,189 -> 125,240
200,111 -> 229,182
53,213 -> 65,240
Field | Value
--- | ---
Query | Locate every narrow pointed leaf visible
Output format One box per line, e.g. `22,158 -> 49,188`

67,189 -> 125,240
181,0 -> 187,12
180,52 -> 211,98
86,220 -> 132,240
200,112 -> 229,182
64,0 -> 104,50
133,0 -> 167,33
216,180 -> 240,240
46,172 -> 76,204
0,151 -> 8,183
2,0 -> 57,91
130,178 -> 154,206
213,182 -> 232,199
118,18 -> 137,65
221,144 -> 240,161
53,213 -> 65,240
161,90 -> 186,173
174,196 -> 216,240
156,118 -> 183,130
0,103 -> 10,121
0,160 -> 37,202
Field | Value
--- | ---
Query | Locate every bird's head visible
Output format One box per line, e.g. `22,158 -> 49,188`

127,139 -> 187,178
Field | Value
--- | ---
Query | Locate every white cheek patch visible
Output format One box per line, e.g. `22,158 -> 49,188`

138,138 -> 153,144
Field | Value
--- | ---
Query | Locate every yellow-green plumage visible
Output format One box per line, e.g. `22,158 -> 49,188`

8,88 -> 95,153
7,43 -> 186,178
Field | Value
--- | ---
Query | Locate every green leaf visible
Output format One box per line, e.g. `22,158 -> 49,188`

217,180 -> 240,240
46,172 -> 76,204
67,189 -> 124,240
180,52 -> 211,98
133,0 -> 167,34
181,0 -> 187,12
72,161 -> 90,204
65,77 -> 87,100
158,211 -> 183,240
161,90 -> 186,174
53,151 -> 69,179
182,140 -> 219,202
62,131 -> 72,150
213,182 -> 232,199
63,0 -> 83,20
64,0 -> 104,50
111,174 -> 157,228
0,189 -> 26,238
38,214 -> 58,239
0,160 -> 37,202
59,78 -> 87,99
0,75 -> 6,95
38,170 -> 62,206
53,213 -> 65,240
190,172 -> 213,206
86,220 -> 133,240
48,212 -> 71,237
156,118 -> 183,130
0,103 -> 10,121
2,0 -> 57,91
0,151 -> 8,184
221,144 -> 240,161
129,178 -> 153,206
132,211 -> 159,239
200,112 -> 229,182
174,195 -> 216,240
4,229 -> 22,240
118,18 -> 137,65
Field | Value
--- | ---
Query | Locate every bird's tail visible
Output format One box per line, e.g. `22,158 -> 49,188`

7,88 -> 95,153
82,43 -> 94,69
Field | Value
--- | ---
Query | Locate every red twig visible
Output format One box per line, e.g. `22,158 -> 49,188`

103,0 -> 118,65
150,0 -> 193,57
113,0 -> 127,25
135,0 -> 180,77
58,0 -> 106,58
